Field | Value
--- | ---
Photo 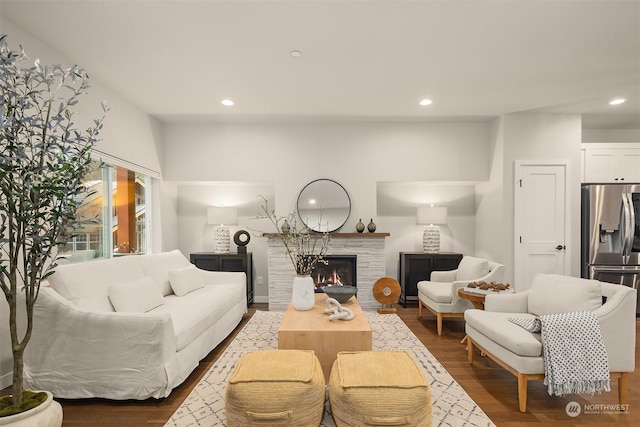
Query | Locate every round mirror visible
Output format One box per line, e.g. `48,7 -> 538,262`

297,179 -> 351,232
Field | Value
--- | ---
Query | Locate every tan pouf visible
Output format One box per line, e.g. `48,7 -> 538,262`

225,349 -> 325,427
329,351 -> 432,427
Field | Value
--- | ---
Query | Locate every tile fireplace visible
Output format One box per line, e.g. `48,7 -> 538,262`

266,233 -> 388,310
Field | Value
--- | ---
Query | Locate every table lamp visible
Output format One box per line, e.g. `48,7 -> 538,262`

207,207 -> 237,253
417,205 -> 447,253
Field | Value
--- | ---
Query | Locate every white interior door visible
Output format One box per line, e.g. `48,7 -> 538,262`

514,162 -> 569,291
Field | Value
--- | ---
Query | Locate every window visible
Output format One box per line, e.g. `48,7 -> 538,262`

60,159 -> 152,261
110,166 -> 149,255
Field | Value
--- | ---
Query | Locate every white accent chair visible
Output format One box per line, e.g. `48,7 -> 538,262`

417,256 -> 504,335
464,274 -> 636,412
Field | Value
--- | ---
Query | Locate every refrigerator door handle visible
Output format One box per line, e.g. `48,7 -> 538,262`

621,189 -> 634,260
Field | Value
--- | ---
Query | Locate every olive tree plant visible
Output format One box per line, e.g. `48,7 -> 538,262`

0,35 -> 107,412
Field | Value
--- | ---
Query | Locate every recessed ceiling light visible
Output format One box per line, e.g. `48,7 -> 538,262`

609,98 -> 626,105
290,50 -> 302,58
221,99 -> 234,106
419,99 -> 433,106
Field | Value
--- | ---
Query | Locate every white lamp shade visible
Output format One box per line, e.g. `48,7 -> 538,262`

207,207 -> 238,225
417,206 -> 447,225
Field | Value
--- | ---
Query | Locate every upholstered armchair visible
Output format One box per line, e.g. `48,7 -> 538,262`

417,256 -> 504,335
464,274 -> 636,412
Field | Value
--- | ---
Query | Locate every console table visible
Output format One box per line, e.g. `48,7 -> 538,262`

190,252 -> 253,304
398,252 -> 463,307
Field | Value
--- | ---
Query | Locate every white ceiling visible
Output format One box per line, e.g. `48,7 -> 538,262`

1,0 -> 639,128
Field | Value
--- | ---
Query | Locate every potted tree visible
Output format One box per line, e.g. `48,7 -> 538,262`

0,35 -> 107,424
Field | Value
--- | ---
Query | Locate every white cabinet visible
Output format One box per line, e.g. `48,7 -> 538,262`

582,143 -> 640,183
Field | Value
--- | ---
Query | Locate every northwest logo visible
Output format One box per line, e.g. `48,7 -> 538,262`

565,401 -> 581,417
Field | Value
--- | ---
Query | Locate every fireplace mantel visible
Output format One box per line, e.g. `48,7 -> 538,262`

263,232 -> 390,238
265,233 -> 388,311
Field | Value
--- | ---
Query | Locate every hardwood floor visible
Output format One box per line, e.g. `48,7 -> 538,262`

3,304 -> 639,426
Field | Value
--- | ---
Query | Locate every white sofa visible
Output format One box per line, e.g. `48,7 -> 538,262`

465,274 -> 636,412
23,250 -> 247,400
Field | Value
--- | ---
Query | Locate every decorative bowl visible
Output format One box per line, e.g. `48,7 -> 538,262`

323,285 -> 357,303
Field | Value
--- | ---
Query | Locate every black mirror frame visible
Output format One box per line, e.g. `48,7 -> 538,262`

296,178 -> 351,233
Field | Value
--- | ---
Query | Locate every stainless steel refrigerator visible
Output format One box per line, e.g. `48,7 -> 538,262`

581,183 -> 640,315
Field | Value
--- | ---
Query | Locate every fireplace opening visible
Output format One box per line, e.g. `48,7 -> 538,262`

311,255 -> 357,292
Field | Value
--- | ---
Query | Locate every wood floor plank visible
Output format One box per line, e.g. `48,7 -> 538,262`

2,303 -> 638,426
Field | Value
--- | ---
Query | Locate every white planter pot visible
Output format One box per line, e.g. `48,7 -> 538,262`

292,275 -> 315,310
0,391 -> 62,427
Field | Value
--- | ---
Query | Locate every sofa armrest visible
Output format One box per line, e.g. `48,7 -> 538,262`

430,269 -> 457,282
200,270 -> 246,287
484,290 -> 530,313
24,287 -> 177,399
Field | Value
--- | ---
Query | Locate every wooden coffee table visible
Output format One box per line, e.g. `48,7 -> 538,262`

278,293 -> 372,383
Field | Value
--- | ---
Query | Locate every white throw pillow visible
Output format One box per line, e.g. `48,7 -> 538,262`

456,256 -> 489,281
138,250 -> 191,296
108,276 -> 165,313
169,265 -> 206,296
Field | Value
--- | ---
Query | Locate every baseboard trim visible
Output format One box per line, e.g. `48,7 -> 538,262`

253,296 -> 268,304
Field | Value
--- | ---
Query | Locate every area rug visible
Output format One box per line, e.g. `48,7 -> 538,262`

165,310 -> 495,427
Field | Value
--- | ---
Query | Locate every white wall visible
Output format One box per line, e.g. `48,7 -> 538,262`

475,117 -> 506,263
482,113 -> 583,284
162,121 -> 492,299
582,129 -> 640,143
0,20 -> 171,389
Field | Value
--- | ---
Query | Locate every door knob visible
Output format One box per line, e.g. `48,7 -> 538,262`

555,245 -> 566,250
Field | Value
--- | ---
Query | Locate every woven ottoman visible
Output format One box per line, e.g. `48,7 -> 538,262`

225,349 -> 325,427
329,351 -> 432,427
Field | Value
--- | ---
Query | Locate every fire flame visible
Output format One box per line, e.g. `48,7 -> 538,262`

315,269 -> 344,287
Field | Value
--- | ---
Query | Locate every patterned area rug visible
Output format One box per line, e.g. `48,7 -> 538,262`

165,310 -> 495,427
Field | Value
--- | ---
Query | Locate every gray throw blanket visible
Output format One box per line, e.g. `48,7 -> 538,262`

538,311 -> 610,396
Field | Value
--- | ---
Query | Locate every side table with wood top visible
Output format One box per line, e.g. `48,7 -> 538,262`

457,287 -> 488,309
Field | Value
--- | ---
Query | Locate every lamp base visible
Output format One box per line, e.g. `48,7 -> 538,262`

423,225 -> 440,253
213,225 -> 230,253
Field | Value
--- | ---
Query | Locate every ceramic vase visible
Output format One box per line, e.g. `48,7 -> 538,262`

367,219 -> 377,233
292,275 -> 315,310
0,391 -> 62,427
356,219 -> 365,233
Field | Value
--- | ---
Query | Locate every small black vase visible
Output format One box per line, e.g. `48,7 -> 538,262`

367,219 -> 377,233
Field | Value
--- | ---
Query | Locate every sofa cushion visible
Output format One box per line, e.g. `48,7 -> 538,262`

138,250 -> 191,296
108,276 -> 165,313
48,255 -> 146,310
456,256 -> 489,281
75,295 -> 115,312
169,265 -> 206,297
528,274 -> 602,316
464,310 -> 542,357
417,281 -> 452,303
151,283 -> 244,351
